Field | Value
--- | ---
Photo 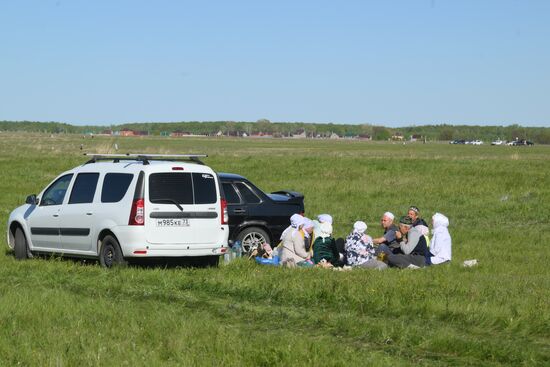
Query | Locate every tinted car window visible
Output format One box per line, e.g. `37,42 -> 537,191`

101,173 -> 134,203
223,183 -> 241,204
149,173 -> 193,204
192,173 -> 217,204
235,182 -> 261,204
69,173 -> 99,204
41,174 -> 74,206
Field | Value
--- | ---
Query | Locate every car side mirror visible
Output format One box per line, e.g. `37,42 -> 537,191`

26,194 -> 39,205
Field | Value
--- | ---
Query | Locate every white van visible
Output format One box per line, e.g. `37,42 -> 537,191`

7,154 -> 229,267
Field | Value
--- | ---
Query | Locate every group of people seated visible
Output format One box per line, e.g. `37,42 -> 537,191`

277,206 -> 452,270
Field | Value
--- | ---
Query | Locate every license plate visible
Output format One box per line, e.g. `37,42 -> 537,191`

156,218 -> 190,227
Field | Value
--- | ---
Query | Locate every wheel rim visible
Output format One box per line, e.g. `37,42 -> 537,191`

241,232 -> 267,254
103,245 -> 114,267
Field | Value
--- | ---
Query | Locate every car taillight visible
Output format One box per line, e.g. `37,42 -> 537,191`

129,198 -> 145,225
221,198 -> 228,225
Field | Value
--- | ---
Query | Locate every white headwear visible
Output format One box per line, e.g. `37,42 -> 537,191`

319,222 -> 333,238
353,221 -> 367,234
302,218 -> 314,238
281,214 -> 305,240
432,213 -> 449,229
430,212 -> 451,265
383,212 -> 395,221
317,214 -> 333,224
290,213 -> 305,228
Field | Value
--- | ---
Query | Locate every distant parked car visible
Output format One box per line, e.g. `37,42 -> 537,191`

471,140 -> 484,145
218,173 -> 304,254
491,139 -> 504,145
510,139 -> 534,146
449,139 -> 466,144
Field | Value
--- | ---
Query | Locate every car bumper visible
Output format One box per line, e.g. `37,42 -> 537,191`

114,226 -> 229,258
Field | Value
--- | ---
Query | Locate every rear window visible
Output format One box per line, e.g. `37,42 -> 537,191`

235,182 -> 261,204
69,173 -> 99,204
193,173 -> 217,204
101,173 -> 134,203
149,172 -> 217,205
149,173 -> 193,204
222,183 -> 241,204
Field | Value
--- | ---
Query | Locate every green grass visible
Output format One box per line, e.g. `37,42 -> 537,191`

0,132 -> 549,366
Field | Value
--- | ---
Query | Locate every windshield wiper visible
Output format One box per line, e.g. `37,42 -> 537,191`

154,198 -> 183,212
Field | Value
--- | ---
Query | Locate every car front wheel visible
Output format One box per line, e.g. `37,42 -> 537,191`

14,227 -> 31,260
236,227 -> 270,256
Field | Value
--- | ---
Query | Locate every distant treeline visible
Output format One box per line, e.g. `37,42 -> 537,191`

1,120 -> 549,144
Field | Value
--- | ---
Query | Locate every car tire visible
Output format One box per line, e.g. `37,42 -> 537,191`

236,227 -> 270,255
14,227 -> 30,260
99,235 -> 127,268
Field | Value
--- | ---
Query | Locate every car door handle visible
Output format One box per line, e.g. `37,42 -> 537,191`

233,209 -> 246,214
86,212 -> 93,216
53,214 -> 59,217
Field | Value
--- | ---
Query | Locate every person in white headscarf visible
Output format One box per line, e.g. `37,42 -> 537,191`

345,221 -> 387,270
280,213 -> 304,241
427,213 -> 452,265
312,213 -> 333,244
280,214 -> 310,266
312,222 -> 340,265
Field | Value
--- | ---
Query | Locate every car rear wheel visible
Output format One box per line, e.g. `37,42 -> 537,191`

99,235 -> 127,268
14,227 -> 30,260
236,227 -> 270,256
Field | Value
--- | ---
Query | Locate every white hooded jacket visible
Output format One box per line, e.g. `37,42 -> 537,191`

429,213 -> 452,265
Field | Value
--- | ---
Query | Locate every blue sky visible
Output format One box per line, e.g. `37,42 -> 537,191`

1,0 -> 549,127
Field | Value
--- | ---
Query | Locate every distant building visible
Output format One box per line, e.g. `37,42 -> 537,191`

391,133 -> 404,141
293,129 -> 306,138
410,134 -> 422,142
251,132 -> 273,138
120,129 -> 135,137
330,132 -> 340,139
170,130 -> 191,137
358,134 -> 372,140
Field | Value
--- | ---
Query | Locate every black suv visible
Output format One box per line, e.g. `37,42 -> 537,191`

219,173 -> 305,254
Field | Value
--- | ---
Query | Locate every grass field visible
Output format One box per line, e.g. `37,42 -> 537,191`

1,132 -> 549,366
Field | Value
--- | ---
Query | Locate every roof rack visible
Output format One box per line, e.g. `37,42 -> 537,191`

84,153 -> 208,165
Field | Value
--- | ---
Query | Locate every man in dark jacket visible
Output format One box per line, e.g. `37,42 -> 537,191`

387,216 -> 430,268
